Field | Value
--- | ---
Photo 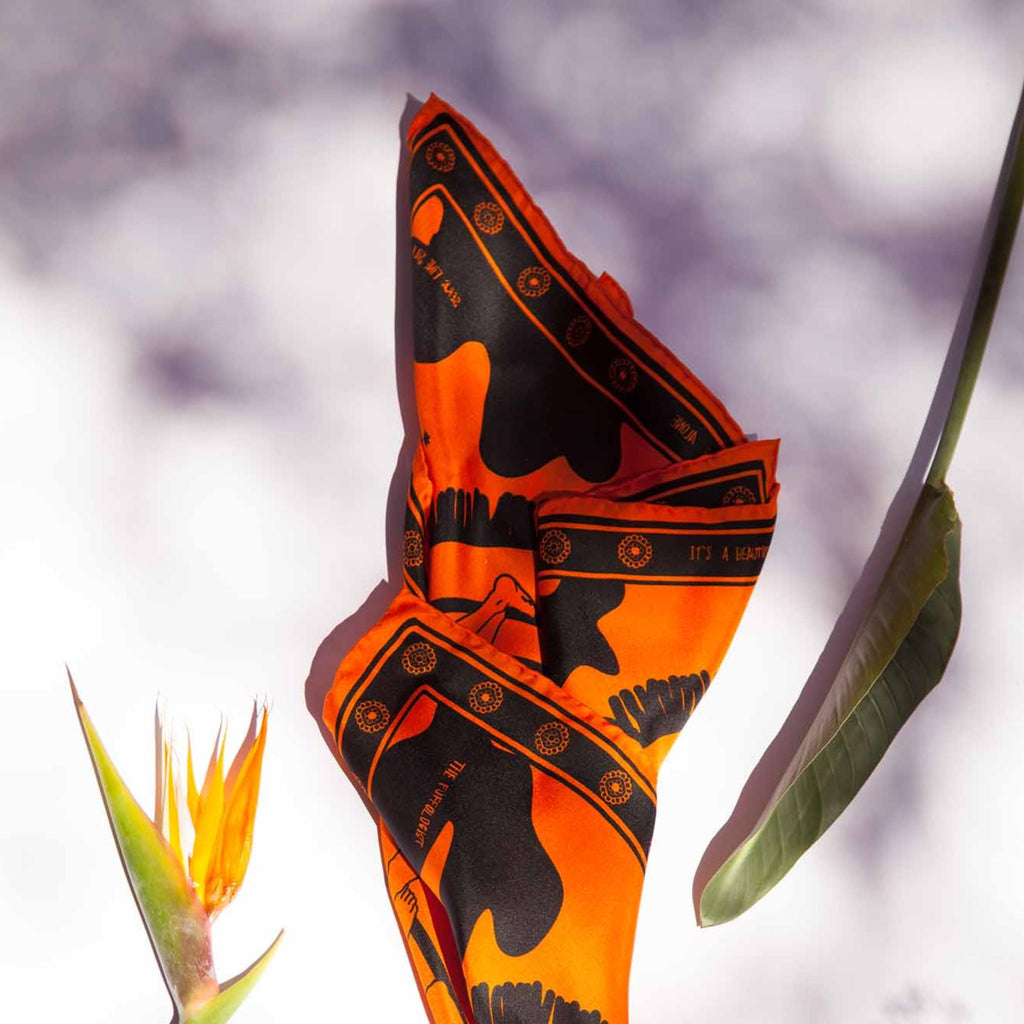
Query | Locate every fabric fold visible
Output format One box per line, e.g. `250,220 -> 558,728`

323,93 -> 781,1024
326,589 -> 655,1024
534,440 -> 778,769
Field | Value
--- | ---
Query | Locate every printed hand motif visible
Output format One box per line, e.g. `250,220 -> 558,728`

394,880 -> 420,935
606,671 -> 710,747
384,840 -> 467,1021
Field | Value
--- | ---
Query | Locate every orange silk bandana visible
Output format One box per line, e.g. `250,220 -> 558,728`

323,95 -> 780,1024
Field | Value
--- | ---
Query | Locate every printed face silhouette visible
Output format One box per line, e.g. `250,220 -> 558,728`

410,188 -> 632,483
370,694 -> 564,958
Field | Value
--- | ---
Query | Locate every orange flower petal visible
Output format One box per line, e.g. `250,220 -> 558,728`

186,732 -> 200,830
224,701 -> 260,801
204,708 -> 268,918
199,722 -> 226,808
189,728 -> 226,909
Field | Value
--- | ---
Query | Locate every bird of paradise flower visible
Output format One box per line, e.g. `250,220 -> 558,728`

70,671 -> 282,1024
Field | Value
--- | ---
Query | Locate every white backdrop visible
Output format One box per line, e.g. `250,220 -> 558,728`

2,2 -> 1023,1022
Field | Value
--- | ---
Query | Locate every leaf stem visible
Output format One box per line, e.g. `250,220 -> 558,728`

927,79 -> 1024,488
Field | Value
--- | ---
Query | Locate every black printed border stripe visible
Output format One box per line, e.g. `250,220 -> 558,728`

620,460 -> 770,504
402,510 -> 427,600
410,113 -> 736,455
536,513 -> 777,531
535,523 -> 774,581
647,473 -> 766,509
402,480 -> 430,597
413,182 -> 695,466
366,685 -> 649,869
409,113 -> 733,446
408,480 -> 427,526
333,614 -> 655,790
538,575 -> 762,589
336,617 -> 656,792
335,620 -> 657,860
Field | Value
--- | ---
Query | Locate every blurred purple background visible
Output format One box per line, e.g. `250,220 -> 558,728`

2,2 -> 1023,1022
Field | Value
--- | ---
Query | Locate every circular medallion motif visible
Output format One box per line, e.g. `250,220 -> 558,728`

401,641 -> 437,675
425,140 -> 456,173
354,700 -> 390,734
598,769 -> 633,806
565,314 -> 592,348
468,681 -> 504,714
538,529 -> 571,566
722,485 -> 758,506
403,530 -> 424,567
534,720 -> 570,757
618,533 -> 653,569
608,357 -> 638,393
473,201 -> 505,235
517,265 -> 551,298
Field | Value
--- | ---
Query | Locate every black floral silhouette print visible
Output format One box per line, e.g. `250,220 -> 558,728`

471,980 -> 607,1024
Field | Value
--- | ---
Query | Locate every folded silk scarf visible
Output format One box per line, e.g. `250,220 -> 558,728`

323,95 -> 780,1024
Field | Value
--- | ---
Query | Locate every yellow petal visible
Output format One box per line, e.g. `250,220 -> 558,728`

159,740 -> 170,838
154,702 -> 166,829
167,745 -> 184,867
189,728 -> 226,906
199,722 -> 226,807
204,709 -> 268,917
187,733 -> 200,829
187,723 -> 222,830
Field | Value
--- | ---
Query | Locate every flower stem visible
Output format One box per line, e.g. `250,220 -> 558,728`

927,79 -> 1024,488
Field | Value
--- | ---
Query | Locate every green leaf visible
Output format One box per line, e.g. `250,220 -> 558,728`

182,931 -> 284,1024
696,76 -> 1024,927
69,675 -> 218,1013
699,485 -> 961,925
